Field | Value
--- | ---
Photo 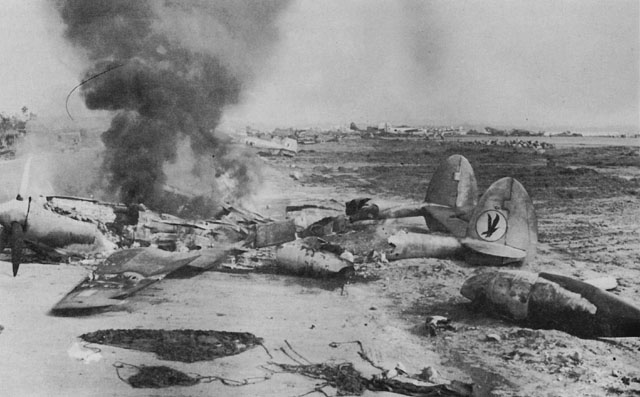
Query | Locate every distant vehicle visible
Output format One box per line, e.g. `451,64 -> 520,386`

378,123 -> 431,137
485,127 -> 507,136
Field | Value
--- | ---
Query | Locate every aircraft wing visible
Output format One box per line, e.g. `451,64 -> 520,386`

93,247 -> 200,277
539,272 -> 640,337
50,276 -> 160,313
51,248 -> 201,314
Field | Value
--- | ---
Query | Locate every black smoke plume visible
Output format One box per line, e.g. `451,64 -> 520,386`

56,0 -> 289,217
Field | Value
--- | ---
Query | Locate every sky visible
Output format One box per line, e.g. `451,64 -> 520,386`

0,1 -> 87,121
0,0 -> 638,131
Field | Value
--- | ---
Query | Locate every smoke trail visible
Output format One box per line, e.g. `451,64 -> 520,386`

56,0 -> 289,216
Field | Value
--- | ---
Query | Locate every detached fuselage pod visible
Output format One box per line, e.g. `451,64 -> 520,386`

387,176 -> 537,266
0,196 -> 113,276
461,270 -> 640,338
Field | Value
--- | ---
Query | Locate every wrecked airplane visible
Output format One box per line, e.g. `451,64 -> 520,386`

6,153 -> 536,316
275,237 -> 354,276
0,156 -> 304,311
51,246 -> 243,313
0,155 -> 296,278
345,155 -> 538,266
385,176 -> 537,266
50,206 -> 297,313
242,135 -> 298,156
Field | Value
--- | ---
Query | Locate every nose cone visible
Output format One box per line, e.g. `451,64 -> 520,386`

461,177 -> 538,265
461,270 -> 537,320
460,271 -> 496,301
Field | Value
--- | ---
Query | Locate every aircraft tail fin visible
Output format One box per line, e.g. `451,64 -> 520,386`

423,154 -> 478,234
461,177 -> 538,266
425,154 -> 478,210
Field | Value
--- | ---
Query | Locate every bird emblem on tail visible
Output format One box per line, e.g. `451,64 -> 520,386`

482,213 -> 501,238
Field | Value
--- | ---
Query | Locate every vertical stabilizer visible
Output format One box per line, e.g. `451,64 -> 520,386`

423,155 -> 478,234
461,177 -> 538,265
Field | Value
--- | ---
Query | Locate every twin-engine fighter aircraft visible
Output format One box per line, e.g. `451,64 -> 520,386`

347,154 -> 538,266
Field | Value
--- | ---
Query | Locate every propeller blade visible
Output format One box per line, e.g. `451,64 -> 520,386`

17,155 -> 33,200
10,222 -> 24,277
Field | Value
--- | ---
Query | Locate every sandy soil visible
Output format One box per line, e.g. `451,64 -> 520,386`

0,137 -> 639,396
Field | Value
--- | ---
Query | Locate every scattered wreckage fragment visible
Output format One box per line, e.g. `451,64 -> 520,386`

386,231 -> 463,260
82,329 -> 265,389
51,247 -> 200,313
285,201 -> 345,234
50,203 -> 297,312
119,365 -> 200,389
52,244 -> 248,313
1,186 -> 295,276
286,203 -> 341,225
253,219 -> 297,247
80,328 -> 263,362
271,341 -> 473,397
130,204 -> 295,250
299,214 -> 348,237
347,154 -> 478,238
461,270 -> 640,338
385,176 -> 538,266
275,237 -> 354,276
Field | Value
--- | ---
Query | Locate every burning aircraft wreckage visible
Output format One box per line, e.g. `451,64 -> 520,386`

1,153 -> 638,339
1,2 -> 637,394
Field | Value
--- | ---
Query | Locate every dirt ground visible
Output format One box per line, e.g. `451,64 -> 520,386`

0,135 -> 639,396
